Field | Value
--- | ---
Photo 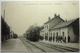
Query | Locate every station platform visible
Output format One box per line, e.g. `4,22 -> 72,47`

1,38 -> 28,52
41,40 -> 79,49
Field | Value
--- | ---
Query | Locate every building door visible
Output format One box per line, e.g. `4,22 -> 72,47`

62,32 -> 66,43
56,32 -> 58,42
53,33 -> 55,42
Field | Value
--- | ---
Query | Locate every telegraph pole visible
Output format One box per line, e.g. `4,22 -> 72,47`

4,9 -> 5,20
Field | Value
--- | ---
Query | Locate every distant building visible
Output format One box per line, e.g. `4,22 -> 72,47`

10,30 -> 14,38
40,29 -> 44,40
40,14 -> 79,43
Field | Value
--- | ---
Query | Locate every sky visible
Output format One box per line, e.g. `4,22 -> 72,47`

1,1 -> 79,36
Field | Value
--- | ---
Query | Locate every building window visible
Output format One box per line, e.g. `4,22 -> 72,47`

53,33 -> 55,36
51,33 -> 52,36
47,32 -> 48,36
47,25 -> 48,29
62,32 -> 64,36
45,26 -> 46,29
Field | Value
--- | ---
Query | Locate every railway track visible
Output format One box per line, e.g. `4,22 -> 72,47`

19,36 -> 79,52
19,37 -> 46,52
36,42 -> 79,52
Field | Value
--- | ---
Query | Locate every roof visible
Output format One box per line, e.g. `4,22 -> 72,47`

50,18 -> 79,30
44,16 -> 64,24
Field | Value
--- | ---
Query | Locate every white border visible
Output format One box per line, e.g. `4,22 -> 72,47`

0,0 -> 80,53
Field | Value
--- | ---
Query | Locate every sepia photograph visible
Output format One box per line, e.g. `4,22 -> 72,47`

1,0 -> 79,52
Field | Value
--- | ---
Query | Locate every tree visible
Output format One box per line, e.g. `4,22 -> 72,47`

25,25 -> 43,42
1,16 -> 11,42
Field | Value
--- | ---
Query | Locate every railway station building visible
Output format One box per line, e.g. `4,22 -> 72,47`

40,14 -> 79,43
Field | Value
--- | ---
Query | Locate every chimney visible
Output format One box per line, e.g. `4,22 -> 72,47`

48,17 -> 51,21
58,14 -> 60,17
54,13 -> 57,17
